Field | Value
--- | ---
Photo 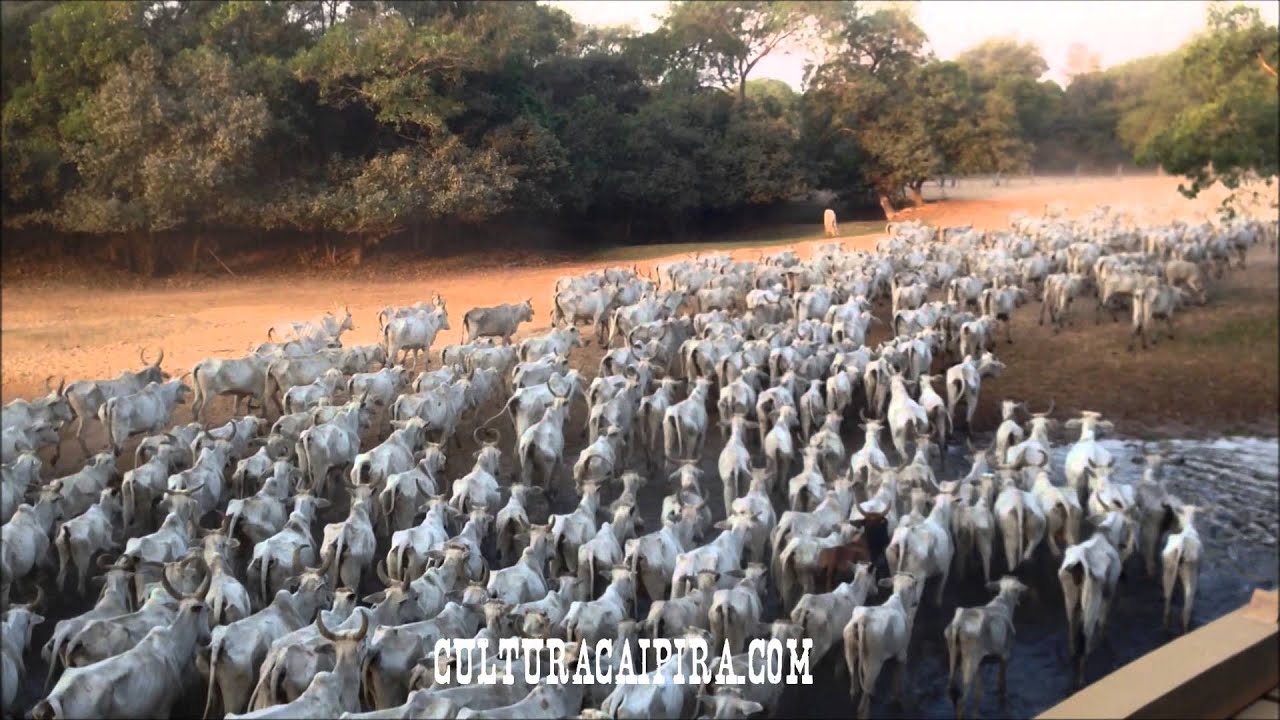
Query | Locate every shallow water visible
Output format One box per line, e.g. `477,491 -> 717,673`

776,435 -> 1280,719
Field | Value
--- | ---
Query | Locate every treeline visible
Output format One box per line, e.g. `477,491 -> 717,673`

1,1 -> 1276,269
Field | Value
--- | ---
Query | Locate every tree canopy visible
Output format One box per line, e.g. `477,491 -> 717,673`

1,0 -> 1275,265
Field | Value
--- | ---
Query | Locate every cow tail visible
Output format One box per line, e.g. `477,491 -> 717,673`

101,399 -> 117,455
630,549 -> 642,600
637,401 -> 650,450
946,611 -> 962,704
1015,501 -> 1026,569
662,414 -> 678,460
204,635 -> 222,719
211,594 -> 226,628
54,525 -> 70,590
333,532 -> 346,588
226,508 -> 241,548
269,657 -> 288,706
855,615 -> 872,696
192,363 -> 205,419
44,632 -> 66,690
259,555 -> 271,607
301,434 -> 317,495
552,293 -> 566,328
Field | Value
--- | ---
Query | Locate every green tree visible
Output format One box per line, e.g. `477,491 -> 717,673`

1140,4 -> 1279,200
660,1 -> 833,102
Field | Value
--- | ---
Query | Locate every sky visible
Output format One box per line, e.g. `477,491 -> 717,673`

546,0 -> 1280,88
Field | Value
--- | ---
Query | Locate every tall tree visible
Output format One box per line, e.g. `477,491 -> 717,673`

660,1 -> 833,102
1141,4 -> 1279,202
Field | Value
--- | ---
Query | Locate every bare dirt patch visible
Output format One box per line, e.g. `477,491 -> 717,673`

2,176 -> 1276,447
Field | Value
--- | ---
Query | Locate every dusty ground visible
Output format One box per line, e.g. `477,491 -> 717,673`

3,176 -> 1277,719
4,175 -> 1275,441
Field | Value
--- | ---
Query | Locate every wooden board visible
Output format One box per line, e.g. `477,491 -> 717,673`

1234,699 -> 1280,720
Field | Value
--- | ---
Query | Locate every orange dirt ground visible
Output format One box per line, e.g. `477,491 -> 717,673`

2,176 -> 1276,474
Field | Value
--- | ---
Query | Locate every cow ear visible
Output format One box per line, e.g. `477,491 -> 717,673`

363,592 -> 386,604
876,578 -> 894,589
713,520 -> 730,530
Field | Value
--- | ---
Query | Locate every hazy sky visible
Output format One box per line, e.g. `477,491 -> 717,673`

547,0 -> 1280,88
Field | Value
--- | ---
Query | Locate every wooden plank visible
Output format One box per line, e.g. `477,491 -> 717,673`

1243,589 -> 1279,624
1040,601 -> 1279,720
1233,699 -> 1279,720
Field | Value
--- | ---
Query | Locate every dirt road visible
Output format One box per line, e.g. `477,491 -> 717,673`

3,176 -> 1276,444
3,176 -> 1277,720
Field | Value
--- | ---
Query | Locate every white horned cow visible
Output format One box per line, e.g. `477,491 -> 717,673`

99,378 -> 193,457
463,300 -> 535,345
62,348 -> 170,456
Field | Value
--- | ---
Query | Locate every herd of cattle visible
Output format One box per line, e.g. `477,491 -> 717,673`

1,206 -> 1276,720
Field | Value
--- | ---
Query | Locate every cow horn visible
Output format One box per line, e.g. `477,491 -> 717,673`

164,481 -> 204,497
192,558 -> 212,600
44,375 -> 54,392
156,348 -> 164,366
314,550 -> 334,577
140,347 -> 151,365
159,564 -> 185,602
316,612 -> 339,641
1033,399 -> 1055,417
354,610 -> 370,641
376,558 -> 394,586
23,586 -> 45,612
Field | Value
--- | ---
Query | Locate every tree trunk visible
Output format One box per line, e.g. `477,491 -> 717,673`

878,194 -> 897,221
190,234 -> 203,274
906,182 -> 925,208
